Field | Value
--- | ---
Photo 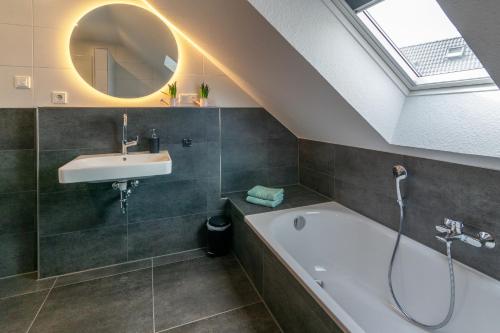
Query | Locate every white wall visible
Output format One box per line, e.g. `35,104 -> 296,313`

0,0 -> 258,108
246,0 -> 406,142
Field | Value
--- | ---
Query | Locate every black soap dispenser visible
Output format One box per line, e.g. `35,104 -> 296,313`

149,129 -> 160,153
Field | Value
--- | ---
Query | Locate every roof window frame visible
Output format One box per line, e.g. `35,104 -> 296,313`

331,0 -> 495,93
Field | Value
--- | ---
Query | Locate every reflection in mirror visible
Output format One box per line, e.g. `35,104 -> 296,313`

70,4 -> 178,98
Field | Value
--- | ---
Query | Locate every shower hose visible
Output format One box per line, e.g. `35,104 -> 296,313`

388,196 -> 455,330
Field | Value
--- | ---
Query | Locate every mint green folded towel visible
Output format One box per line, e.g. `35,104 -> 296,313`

247,185 -> 284,201
246,195 -> 284,208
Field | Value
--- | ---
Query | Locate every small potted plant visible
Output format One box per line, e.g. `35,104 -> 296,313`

161,81 -> 177,106
198,82 -> 209,107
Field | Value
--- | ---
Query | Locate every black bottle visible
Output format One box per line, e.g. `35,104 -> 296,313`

149,129 -> 160,153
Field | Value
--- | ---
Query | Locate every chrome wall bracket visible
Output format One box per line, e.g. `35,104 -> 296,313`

112,180 -> 139,214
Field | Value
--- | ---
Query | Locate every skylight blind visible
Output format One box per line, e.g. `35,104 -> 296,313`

345,0 -> 384,12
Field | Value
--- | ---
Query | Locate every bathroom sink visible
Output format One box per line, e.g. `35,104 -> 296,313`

58,151 -> 172,183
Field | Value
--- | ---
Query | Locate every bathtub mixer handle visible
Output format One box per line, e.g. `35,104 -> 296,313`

435,218 -> 495,249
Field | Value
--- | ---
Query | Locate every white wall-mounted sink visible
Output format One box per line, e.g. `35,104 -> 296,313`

58,151 -> 172,184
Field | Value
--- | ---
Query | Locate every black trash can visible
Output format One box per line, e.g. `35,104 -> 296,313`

206,216 -> 232,256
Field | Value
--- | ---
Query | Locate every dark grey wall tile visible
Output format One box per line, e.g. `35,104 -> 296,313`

38,108 -> 124,151
124,108 -> 169,151
262,247 -> 343,333
267,139 -> 297,168
205,108 -> 221,142
167,303 -> 280,333
55,259 -> 151,288
0,232 -> 36,277
38,148 -> 111,193
229,204 -> 263,293
299,167 -> 333,198
0,108 -> 34,150
153,248 -> 207,268
206,177 -> 225,212
39,185 -> 123,236
128,214 -> 207,261
128,179 -> 207,223
0,191 -> 36,234
222,108 -> 268,144
166,108 -> 218,144
222,141 -> 268,172
0,290 -> 48,333
299,139 -> 334,175
266,113 -> 296,142
222,169 -> 268,193
0,150 -> 35,193
165,143 -> 217,181
31,269 -> 153,333
39,225 -> 127,277
221,108 -> 299,193
0,272 -> 55,299
267,166 -> 298,187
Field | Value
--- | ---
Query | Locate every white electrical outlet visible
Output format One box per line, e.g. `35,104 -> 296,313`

14,75 -> 31,89
52,91 -> 68,104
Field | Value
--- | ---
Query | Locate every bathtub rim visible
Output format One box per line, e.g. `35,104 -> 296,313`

244,200 -> 500,333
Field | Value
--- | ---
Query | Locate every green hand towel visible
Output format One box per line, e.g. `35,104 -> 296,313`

246,195 -> 283,208
247,185 -> 284,201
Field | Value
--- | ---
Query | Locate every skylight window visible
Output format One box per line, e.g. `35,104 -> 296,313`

349,0 -> 492,89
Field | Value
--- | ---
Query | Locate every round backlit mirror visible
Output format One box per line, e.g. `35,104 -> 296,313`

70,4 -> 178,98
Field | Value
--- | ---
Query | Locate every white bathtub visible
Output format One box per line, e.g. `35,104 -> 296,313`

246,201 -> 500,333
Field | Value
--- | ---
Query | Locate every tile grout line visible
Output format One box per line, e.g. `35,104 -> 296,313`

25,277 -> 57,333
151,259 -> 156,333
156,301 -> 262,333
233,253 -> 284,333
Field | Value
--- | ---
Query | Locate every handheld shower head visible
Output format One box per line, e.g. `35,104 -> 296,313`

393,165 -> 407,206
393,165 -> 407,180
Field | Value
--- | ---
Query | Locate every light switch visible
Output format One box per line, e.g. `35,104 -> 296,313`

14,75 -> 31,89
52,91 -> 68,104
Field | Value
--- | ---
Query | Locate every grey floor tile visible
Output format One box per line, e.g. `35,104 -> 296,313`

153,249 -> 207,268
0,290 -> 48,333
0,272 -> 55,299
55,258 -> 151,288
165,303 -> 280,333
153,255 -> 259,331
30,268 -> 153,333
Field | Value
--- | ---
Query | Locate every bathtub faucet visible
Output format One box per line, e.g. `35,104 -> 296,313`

436,218 -> 495,249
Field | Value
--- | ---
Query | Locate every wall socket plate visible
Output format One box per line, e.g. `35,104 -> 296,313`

52,91 -> 68,104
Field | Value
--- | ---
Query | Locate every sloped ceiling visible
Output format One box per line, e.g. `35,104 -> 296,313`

149,0 -> 500,170
150,0 -> 392,148
437,0 -> 500,86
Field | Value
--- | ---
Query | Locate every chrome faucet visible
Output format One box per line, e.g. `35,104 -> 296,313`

122,113 -> 138,155
436,218 -> 495,249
